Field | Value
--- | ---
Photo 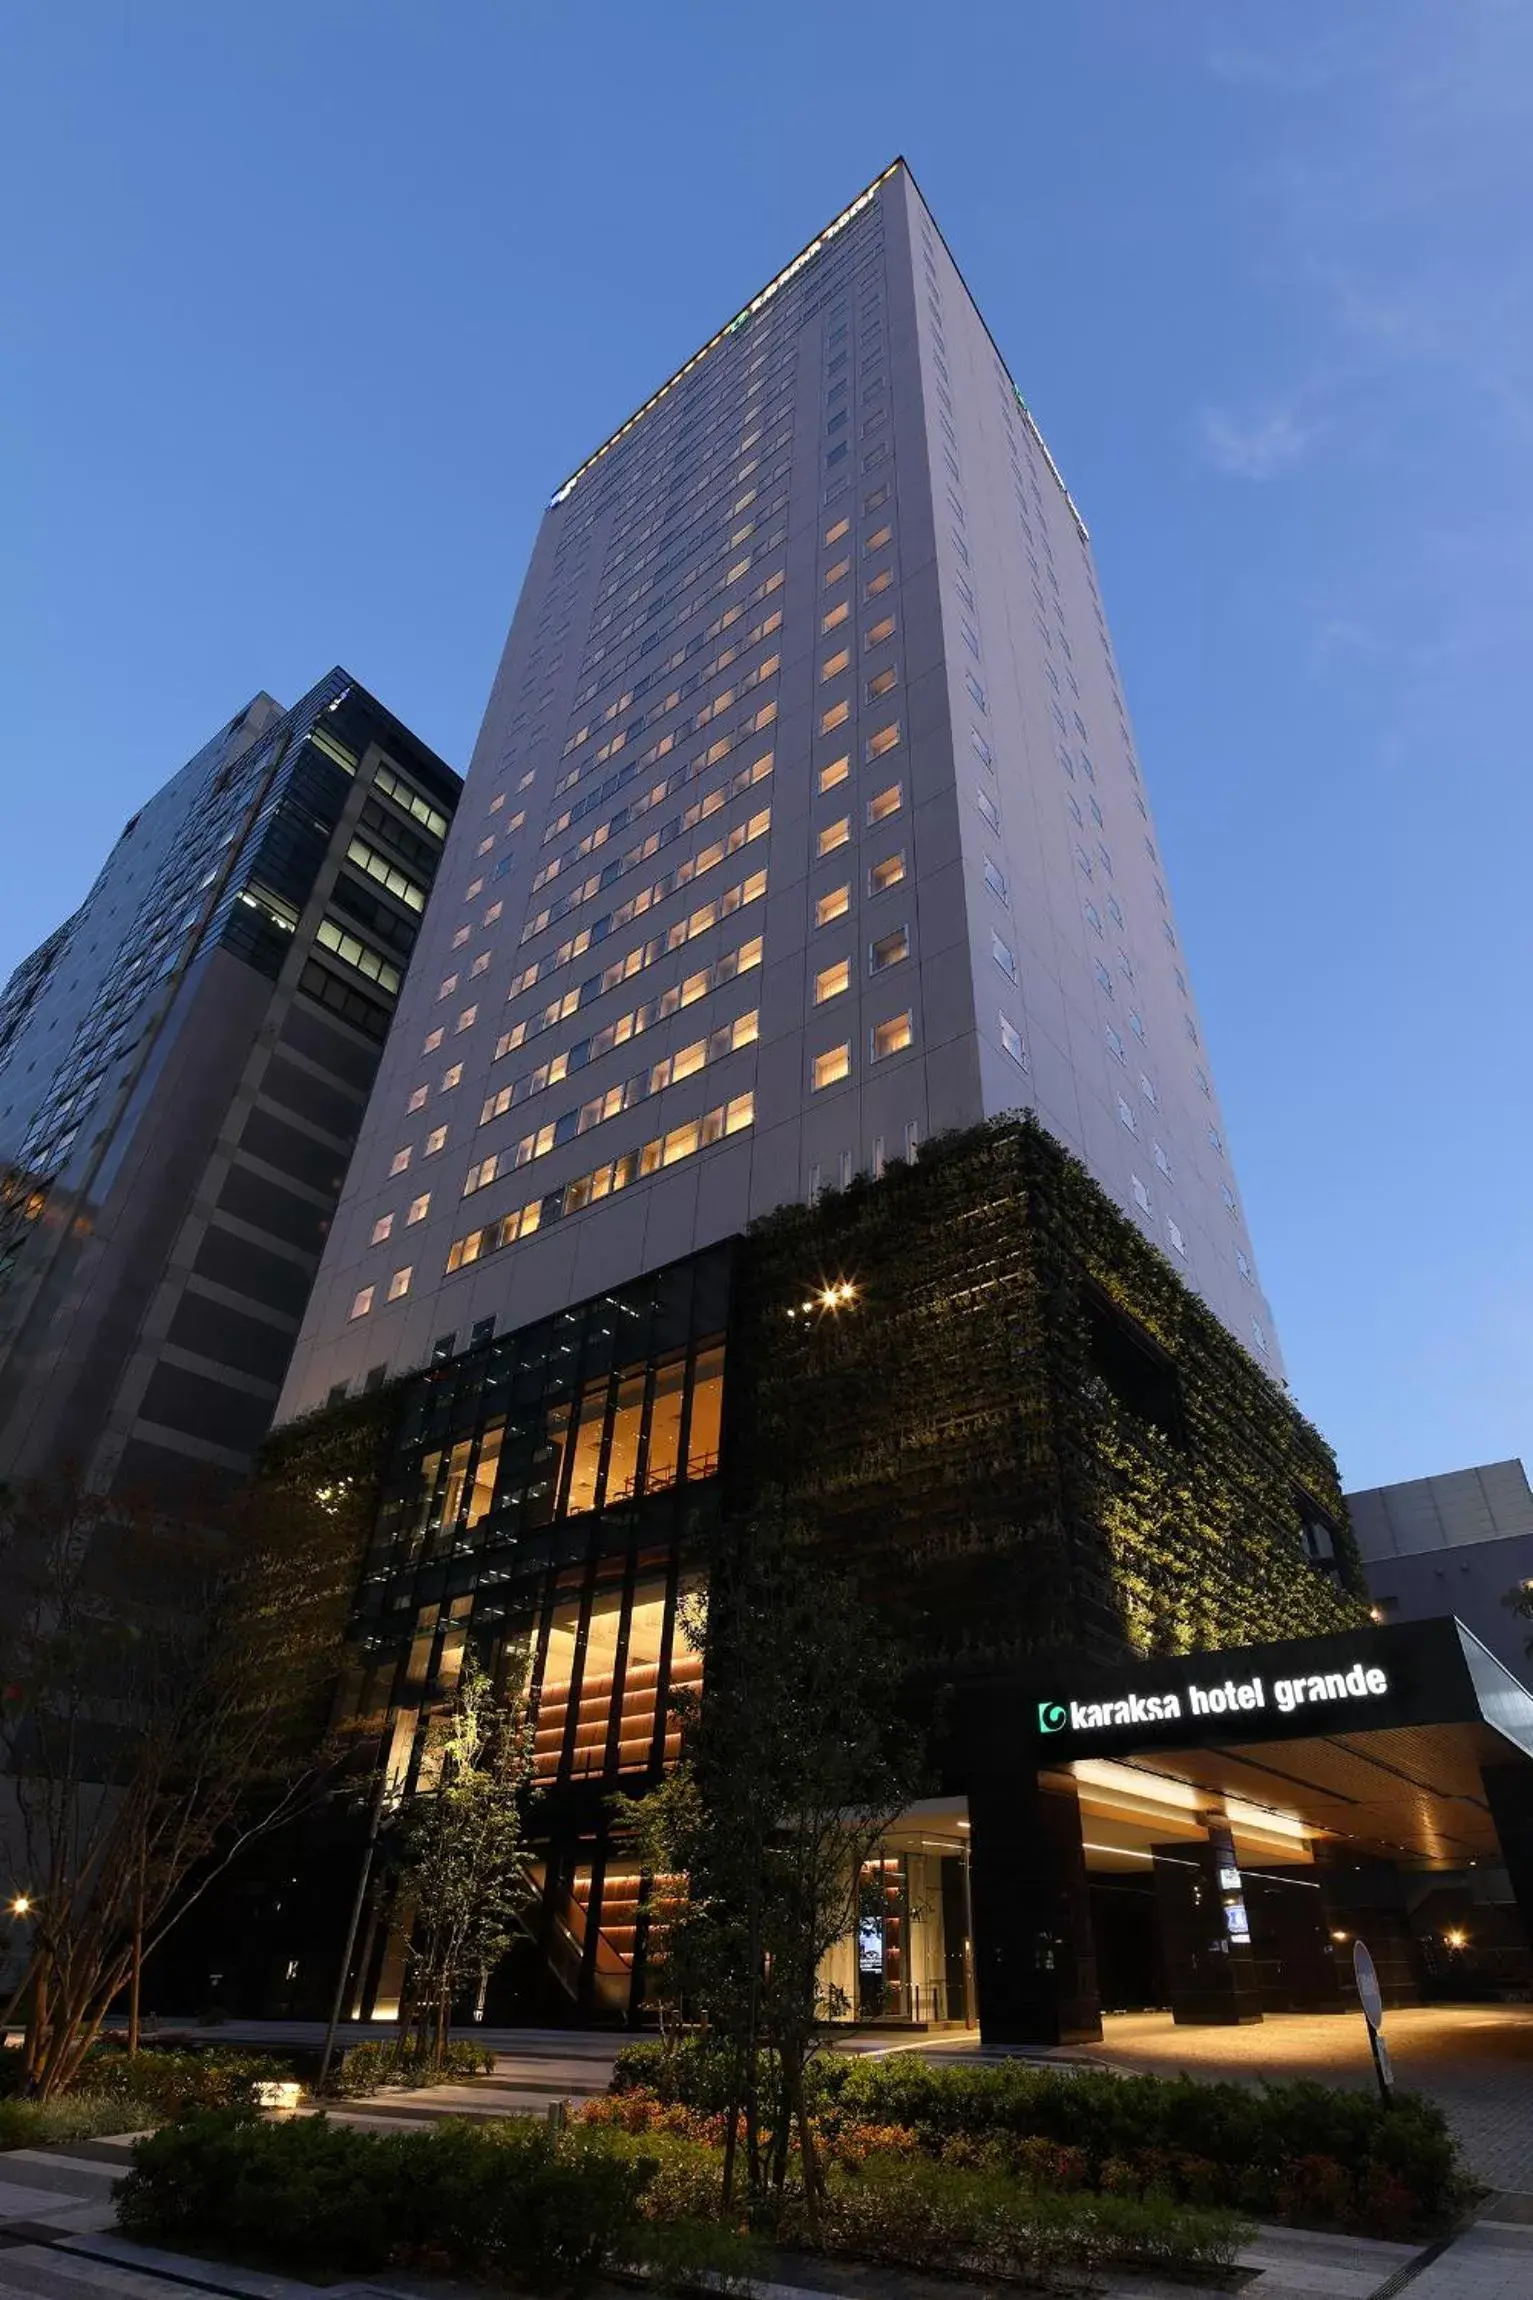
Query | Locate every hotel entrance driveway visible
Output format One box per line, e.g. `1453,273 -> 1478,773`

1076,2006 -> 1533,2197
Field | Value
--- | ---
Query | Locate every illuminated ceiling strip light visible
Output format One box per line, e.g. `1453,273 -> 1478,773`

1070,1755 -> 1310,1843
1081,1842 -> 1319,1886
550,161 -> 905,508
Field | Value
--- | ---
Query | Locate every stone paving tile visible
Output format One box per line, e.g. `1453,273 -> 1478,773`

1396,2220 -> 1533,2300
0,2250 -> 190,2298
0,2177 -> 105,2221
1239,2224 -> 1419,2298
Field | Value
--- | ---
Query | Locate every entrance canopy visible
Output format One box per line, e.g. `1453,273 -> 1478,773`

958,1617 -> 1533,2045
1020,1617 -> 1533,1872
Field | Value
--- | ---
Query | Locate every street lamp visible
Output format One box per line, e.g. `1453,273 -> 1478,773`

8,1895 -> 31,1919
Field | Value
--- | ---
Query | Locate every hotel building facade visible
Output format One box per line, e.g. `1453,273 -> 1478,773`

280,161 -> 1274,1418
253,170 -> 1533,2039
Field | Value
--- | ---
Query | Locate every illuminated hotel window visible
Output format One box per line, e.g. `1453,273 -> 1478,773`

820,699 -> 850,734
465,1420 -> 503,1526
814,1042 -> 851,1090
565,1380 -> 609,1516
390,1146 -> 412,1175
818,755 -> 850,794
817,817 -> 851,858
371,1213 -> 395,1245
387,1266 -> 412,1301
534,1590 -> 582,1781
687,1343 -> 724,1477
867,783 -> 902,825
605,1368 -> 646,1503
349,1286 -> 374,1319
407,1193 -> 431,1224
871,1012 -> 913,1060
821,647 -> 851,682
569,1585 -> 623,1776
869,851 -> 905,895
815,959 -> 851,1003
527,1397 -> 570,1529
437,1436 -> 473,1528
815,883 -> 850,926
618,1582 -> 668,1769
866,723 -> 901,761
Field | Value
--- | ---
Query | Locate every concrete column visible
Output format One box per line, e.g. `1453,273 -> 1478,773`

967,1771 -> 1101,2046
1152,1816 -> 1263,2025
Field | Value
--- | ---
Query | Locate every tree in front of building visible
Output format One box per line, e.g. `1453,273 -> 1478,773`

390,1653 -> 535,2065
0,1464 -> 359,2100
1504,1577 -> 1533,1655
625,1503 -> 920,2226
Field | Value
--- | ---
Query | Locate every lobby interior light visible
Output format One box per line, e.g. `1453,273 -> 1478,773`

1444,1927 -> 1468,1950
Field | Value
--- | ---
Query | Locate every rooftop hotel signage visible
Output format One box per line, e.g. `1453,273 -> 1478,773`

1039,1658 -> 1389,1739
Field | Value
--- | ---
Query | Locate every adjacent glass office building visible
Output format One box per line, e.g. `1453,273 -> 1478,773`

0,672 -> 459,1496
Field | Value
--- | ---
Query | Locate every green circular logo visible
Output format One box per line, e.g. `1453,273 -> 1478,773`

1038,1700 -> 1068,1734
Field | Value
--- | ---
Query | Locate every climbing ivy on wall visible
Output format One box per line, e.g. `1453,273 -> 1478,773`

729,1116 -> 1366,1690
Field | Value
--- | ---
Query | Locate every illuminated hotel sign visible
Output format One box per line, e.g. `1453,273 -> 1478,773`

1038,1658 -> 1390,1739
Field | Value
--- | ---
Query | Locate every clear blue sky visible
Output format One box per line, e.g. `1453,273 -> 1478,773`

4,2 -> 1530,1491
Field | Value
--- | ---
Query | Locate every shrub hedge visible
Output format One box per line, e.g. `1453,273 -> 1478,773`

801,2156 -> 1245,2282
608,2041 -> 1466,2234
0,2045 -> 302,2146
321,2038 -> 496,2096
117,2110 -> 753,2290
76,2048 -> 291,2114
117,2106 -> 1247,2289
0,2094 -> 157,2151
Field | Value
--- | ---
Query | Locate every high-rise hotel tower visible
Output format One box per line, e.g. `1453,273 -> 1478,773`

280,162 -> 1276,1419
